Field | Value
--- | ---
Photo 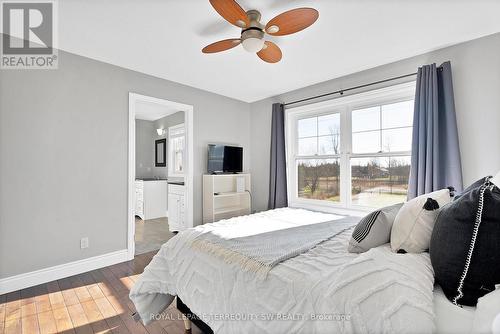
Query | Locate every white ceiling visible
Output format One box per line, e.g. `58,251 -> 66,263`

135,101 -> 180,121
59,0 -> 500,103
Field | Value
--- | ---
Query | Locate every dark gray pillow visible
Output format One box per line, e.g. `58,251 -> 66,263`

430,176 -> 500,306
348,203 -> 403,253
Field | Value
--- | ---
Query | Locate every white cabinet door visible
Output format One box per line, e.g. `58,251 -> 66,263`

144,181 -> 168,220
168,184 -> 185,231
168,193 -> 179,231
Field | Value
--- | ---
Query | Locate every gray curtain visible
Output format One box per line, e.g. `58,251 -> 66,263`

408,61 -> 463,199
268,103 -> 288,209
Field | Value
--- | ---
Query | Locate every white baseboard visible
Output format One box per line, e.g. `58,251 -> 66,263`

0,249 -> 129,295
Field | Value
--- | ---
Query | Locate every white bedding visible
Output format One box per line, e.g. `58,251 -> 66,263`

130,208 -> 435,333
433,285 -> 476,334
433,284 -> 500,334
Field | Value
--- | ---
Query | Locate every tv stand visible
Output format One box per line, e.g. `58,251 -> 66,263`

203,173 -> 251,224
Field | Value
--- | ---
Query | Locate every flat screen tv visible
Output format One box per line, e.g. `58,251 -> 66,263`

207,144 -> 243,174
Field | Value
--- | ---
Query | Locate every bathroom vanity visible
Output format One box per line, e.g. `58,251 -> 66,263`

135,179 -> 168,220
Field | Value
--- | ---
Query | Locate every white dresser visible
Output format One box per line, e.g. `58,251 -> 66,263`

135,180 -> 168,220
168,183 -> 185,232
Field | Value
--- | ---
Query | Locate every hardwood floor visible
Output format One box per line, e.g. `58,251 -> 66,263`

0,251 -> 201,334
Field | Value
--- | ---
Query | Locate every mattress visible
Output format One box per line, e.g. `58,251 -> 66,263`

130,208 -> 436,333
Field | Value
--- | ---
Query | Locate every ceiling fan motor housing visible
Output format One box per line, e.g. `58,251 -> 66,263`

240,10 -> 265,52
246,10 -> 262,27
241,9 -> 264,41
241,27 -> 264,41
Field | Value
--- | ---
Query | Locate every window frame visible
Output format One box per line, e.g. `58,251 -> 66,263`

168,123 -> 185,177
285,82 -> 416,215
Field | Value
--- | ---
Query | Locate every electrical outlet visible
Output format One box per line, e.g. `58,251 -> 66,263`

80,237 -> 89,249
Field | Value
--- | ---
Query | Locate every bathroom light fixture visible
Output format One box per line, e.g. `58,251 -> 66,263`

156,128 -> 165,136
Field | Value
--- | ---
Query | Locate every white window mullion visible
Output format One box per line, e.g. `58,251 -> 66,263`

379,106 -> 383,153
339,106 -> 349,207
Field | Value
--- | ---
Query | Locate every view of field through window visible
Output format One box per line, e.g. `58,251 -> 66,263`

298,159 -> 340,202
351,156 -> 411,207
297,113 -> 341,202
296,100 -> 414,208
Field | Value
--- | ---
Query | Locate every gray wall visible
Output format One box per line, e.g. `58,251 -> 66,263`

135,112 -> 185,180
154,111 -> 184,132
0,48 -> 250,278
135,119 -> 156,179
249,33 -> 500,212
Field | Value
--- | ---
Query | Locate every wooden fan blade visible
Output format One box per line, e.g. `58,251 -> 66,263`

257,41 -> 282,63
209,0 -> 250,28
202,39 -> 241,53
265,8 -> 319,36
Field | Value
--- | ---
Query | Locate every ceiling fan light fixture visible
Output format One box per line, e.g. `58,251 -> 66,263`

242,37 -> 265,53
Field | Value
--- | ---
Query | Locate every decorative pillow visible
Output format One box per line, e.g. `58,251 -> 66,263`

430,176 -> 500,306
348,203 -> 403,253
471,288 -> 500,333
390,188 -> 453,253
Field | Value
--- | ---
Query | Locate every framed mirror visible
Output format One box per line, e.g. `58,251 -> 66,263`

155,139 -> 166,167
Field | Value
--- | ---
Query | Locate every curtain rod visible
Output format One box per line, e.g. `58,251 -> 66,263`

284,72 -> 419,107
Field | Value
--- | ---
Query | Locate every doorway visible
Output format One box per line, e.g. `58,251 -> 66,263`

128,93 -> 194,259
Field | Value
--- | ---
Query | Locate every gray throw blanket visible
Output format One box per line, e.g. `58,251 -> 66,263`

191,216 -> 359,278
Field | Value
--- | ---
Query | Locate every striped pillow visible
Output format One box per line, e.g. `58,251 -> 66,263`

348,203 -> 403,253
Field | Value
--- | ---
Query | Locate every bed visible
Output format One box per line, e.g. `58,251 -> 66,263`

129,208 -> 483,334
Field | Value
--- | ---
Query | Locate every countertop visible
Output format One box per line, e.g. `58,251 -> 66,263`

167,181 -> 184,186
136,178 -> 184,186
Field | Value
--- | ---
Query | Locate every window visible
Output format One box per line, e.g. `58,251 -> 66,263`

287,82 -> 415,211
351,101 -> 413,207
297,113 -> 341,202
168,124 -> 185,177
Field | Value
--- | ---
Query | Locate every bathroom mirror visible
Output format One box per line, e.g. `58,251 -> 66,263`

155,139 -> 166,167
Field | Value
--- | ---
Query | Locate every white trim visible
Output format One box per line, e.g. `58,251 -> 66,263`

128,95 -> 136,259
185,109 -> 194,233
0,249 -> 128,295
128,93 -> 194,260
286,82 -> 416,211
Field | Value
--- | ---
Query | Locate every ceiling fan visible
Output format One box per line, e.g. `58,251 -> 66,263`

202,0 -> 319,63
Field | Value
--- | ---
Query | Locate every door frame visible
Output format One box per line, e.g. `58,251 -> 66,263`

128,93 -> 194,260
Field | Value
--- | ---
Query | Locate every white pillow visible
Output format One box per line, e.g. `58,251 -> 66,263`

391,188 -> 452,253
471,288 -> 500,334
